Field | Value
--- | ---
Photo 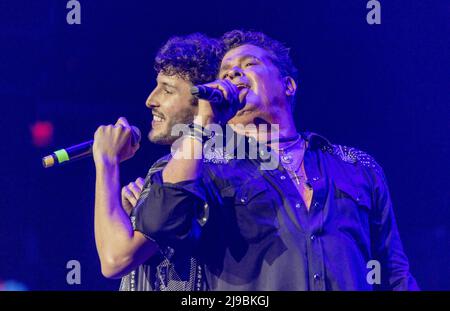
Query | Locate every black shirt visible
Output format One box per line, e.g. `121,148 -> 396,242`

131,132 -> 419,290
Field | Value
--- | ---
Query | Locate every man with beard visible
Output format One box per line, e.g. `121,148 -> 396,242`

92,33 -> 226,290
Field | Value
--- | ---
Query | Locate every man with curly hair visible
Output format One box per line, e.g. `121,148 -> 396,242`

92,33 -> 223,291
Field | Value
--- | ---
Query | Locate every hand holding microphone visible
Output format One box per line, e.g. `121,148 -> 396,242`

190,79 -> 249,126
42,117 -> 141,168
92,117 -> 141,166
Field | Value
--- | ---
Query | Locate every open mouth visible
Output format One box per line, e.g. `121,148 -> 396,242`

236,83 -> 250,91
153,115 -> 164,122
152,110 -> 165,121
151,111 -> 165,127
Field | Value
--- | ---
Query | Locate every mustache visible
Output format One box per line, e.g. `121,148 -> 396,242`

152,109 -> 165,119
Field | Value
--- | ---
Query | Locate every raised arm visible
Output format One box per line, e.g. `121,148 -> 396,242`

93,117 -> 158,279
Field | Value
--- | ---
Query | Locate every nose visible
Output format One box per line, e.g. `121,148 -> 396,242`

226,66 -> 243,80
145,90 -> 158,109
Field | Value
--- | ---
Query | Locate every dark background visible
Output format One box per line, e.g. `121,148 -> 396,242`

0,0 -> 448,290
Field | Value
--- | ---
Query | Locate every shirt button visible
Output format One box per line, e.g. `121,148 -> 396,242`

240,196 -> 247,204
313,273 -> 321,281
280,175 -> 286,180
310,234 -> 316,241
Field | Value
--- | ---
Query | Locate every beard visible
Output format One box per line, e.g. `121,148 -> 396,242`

148,107 -> 196,145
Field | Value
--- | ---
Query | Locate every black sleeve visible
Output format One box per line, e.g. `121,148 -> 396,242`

370,167 -> 420,291
133,170 -> 206,247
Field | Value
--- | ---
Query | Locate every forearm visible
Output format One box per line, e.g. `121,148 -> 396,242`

162,115 -> 215,183
94,162 -> 136,268
91,118 -> 160,278
163,136 -> 204,183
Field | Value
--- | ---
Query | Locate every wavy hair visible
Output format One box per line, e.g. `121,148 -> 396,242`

154,33 -> 224,85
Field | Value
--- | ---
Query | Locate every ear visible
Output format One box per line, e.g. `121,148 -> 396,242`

284,76 -> 297,97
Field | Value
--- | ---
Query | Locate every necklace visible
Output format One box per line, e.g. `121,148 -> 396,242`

277,135 -> 307,186
277,134 -> 301,165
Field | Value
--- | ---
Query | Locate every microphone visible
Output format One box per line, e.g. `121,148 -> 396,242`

191,85 -> 224,105
42,126 -> 141,168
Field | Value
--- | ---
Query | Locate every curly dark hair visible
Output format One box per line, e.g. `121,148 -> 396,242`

221,30 -> 299,107
154,33 -> 224,86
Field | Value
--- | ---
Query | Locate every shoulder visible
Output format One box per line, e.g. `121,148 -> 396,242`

303,132 -> 384,175
152,154 -> 172,166
144,154 -> 171,180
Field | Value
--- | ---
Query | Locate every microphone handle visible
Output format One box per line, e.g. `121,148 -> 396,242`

191,85 -> 224,105
42,126 -> 141,168
42,140 -> 93,168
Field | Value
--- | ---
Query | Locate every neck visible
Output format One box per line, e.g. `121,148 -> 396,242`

230,113 -> 298,143
271,112 -> 298,139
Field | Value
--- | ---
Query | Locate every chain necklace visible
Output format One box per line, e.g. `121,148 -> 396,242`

277,134 -> 301,165
277,134 -> 307,186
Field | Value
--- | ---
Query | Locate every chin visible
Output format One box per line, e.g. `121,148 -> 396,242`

149,130 -> 178,145
148,132 -> 158,143
229,111 -> 257,127
149,129 -> 164,143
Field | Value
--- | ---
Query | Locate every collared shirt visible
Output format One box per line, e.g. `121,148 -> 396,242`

130,131 -> 419,291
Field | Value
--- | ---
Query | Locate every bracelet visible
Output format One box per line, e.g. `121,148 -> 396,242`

184,133 -> 204,144
186,122 -> 214,143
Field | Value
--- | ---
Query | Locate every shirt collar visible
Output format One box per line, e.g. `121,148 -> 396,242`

300,131 -> 333,150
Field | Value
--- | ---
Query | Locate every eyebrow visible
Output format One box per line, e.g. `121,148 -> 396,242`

159,81 -> 177,90
220,55 -> 260,73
